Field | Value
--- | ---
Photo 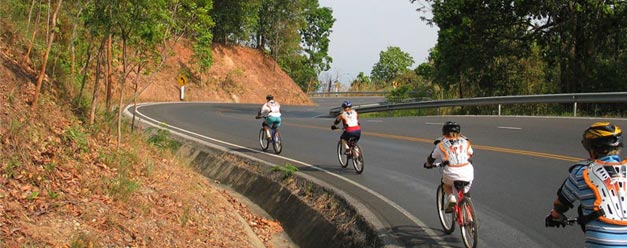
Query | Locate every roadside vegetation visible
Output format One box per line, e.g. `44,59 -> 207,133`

350,1 -> 627,117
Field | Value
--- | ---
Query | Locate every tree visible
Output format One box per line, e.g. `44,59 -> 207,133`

371,46 -> 414,88
212,0 -> 260,44
32,0 -> 63,109
298,2 -> 334,88
351,72 -> 371,91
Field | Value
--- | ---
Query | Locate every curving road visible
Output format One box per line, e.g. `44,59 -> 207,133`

131,97 -> 627,248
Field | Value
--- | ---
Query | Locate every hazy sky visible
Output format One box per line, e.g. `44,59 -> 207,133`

318,0 -> 438,86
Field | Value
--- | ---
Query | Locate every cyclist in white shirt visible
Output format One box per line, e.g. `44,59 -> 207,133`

331,100 -> 361,153
424,121 -> 474,212
256,95 -> 281,139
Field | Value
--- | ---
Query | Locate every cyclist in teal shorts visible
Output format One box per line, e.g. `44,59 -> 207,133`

256,95 -> 281,139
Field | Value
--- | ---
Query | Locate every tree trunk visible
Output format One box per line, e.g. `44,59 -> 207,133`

24,0 -> 42,64
105,34 -> 113,111
117,36 -> 128,149
78,40 -> 94,102
89,39 -> 106,125
32,0 -> 62,109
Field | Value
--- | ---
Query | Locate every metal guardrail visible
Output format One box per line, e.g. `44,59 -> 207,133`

308,91 -> 389,97
328,92 -> 627,117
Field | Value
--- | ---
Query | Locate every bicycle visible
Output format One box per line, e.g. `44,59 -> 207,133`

428,161 -> 478,248
256,116 -> 282,154
332,126 -> 364,174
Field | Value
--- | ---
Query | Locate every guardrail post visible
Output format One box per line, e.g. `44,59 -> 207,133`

573,102 -> 577,117
498,104 -> 502,116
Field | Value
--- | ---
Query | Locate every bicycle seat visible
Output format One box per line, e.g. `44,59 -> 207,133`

453,181 -> 470,190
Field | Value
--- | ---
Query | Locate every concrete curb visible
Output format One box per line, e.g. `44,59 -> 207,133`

124,106 -> 402,248
176,139 -> 383,248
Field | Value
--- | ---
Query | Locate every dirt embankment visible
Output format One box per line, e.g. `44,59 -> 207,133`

0,32 -> 309,246
137,40 -> 313,105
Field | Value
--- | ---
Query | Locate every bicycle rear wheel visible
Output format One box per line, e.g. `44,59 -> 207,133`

272,129 -> 282,154
336,140 -> 349,168
259,129 -> 269,151
460,199 -> 478,248
436,184 -> 455,234
351,144 -> 364,174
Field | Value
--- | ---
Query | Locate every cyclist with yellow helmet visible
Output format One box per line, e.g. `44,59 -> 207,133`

546,122 -> 627,247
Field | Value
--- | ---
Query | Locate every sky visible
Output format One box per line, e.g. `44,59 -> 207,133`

317,0 -> 438,87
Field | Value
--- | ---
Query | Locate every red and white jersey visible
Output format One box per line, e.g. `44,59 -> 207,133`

260,100 -> 281,117
339,109 -> 360,132
432,136 -> 473,167
431,136 -> 474,183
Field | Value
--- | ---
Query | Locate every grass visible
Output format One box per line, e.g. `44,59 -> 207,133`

272,163 -> 299,179
3,156 -> 21,178
63,125 -> 88,153
359,103 -> 627,118
146,124 -> 180,152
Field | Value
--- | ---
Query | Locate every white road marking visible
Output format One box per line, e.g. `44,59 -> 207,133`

497,126 -> 522,130
126,103 -> 446,245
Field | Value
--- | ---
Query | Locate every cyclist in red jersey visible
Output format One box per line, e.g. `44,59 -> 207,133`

331,100 -> 361,154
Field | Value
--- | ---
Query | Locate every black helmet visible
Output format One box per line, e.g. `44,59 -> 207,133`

341,100 -> 352,108
582,122 -> 623,152
266,95 -> 274,101
442,121 -> 461,135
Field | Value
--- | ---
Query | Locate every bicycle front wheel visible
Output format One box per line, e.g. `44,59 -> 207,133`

336,140 -> 349,168
351,144 -> 364,174
436,184 -> 455,234
460,199 -> 478,248
272,130 -> 282,154
259,129 -> 269,151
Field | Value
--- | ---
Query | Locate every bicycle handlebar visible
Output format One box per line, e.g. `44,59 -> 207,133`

561,218 -> 579,226
424,161 -> 449,168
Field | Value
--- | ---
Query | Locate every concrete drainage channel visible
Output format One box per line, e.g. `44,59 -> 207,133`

173,136 -> 387,248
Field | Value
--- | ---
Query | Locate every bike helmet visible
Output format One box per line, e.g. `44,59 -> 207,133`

582,122 -> 623,153
442,121 -> 461,135
341,100 -> 352,108
266,95 -> 274,101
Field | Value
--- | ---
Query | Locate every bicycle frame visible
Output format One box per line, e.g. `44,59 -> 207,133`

432,163 -> 478,248
452,185 -> 470,226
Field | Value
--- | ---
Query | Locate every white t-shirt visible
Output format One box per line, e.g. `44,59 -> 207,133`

431,136 -> 474,183
261,100 -> 281,117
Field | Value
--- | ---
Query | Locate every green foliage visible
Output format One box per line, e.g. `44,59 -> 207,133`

107,174 -> 140,202
272,163 -> 298,179
371,46 -> 415,88
299,3 -> 335,76
26,191 -> 39,201
48,190 -> 60,199
412,0 -> 627,101
146,125 -> 180,152
3,157 -> 21,179
43,161 -> 56,171
350,72 -> 373,91
102,149 -> 141,201
63,126 -> 89,153
212,0 -> 260,44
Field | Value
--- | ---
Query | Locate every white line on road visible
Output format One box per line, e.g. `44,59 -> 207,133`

127,103 -> 447,246
497,126 -> 522,130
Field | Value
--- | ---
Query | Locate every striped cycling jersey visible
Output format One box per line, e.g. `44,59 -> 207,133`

559,155 -> 627,247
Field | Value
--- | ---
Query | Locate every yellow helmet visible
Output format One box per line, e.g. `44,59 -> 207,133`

582,122 -> 623,152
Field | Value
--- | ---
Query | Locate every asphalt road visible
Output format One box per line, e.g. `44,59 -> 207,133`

131,97 -> 627,247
